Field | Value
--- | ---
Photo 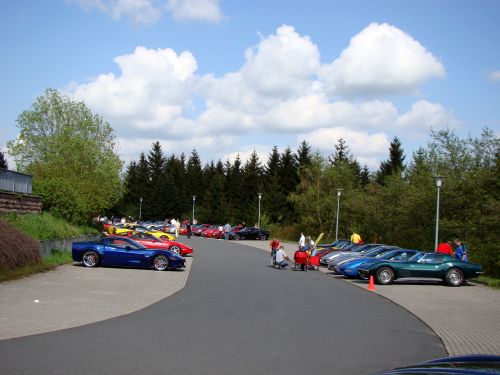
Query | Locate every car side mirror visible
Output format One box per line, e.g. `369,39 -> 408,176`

125,245 -> 132,250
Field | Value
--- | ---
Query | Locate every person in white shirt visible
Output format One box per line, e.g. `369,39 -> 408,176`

275,246 -> 290,269
298,232 -> 306,250
174,219 -> 180,238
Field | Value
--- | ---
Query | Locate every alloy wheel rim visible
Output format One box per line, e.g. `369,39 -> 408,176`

83,253 -> 97,266
449,271 -> 462,285
380,269 -> 393,283
154,256 -> 168,270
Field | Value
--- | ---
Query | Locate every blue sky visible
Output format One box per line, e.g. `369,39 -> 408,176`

1,0 -> 499,169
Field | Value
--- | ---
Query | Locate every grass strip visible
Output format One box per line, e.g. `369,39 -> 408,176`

476,275 -> 500,289
0,212 -> 97,240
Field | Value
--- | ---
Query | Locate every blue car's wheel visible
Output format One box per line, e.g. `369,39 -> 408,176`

82,251 -> 100,267
445,268 -> 464,287
375,266 -> 395,285
153,255 -> 169,271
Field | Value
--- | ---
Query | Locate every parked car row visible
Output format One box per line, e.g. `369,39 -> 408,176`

179,224 -> 270,241
317,240 -> 483,287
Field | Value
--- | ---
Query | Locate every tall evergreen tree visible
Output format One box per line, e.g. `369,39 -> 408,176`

146,141 -> 166,218
186,149 -> 203,204
296,140 -> 312,168
264,146 -> 284,222
277,147 -> 298,222
360,165 -> 371,188
241,151 -> 264,224
136,153 -> 150,218
377,137 -> 406,184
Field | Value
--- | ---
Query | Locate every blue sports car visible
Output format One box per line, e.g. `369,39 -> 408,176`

72,236 -> 186,271
338,249 -> 419,278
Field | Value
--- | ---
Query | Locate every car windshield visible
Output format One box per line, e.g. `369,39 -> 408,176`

408,252 -> 425,262
105,238 -> 146,249
134,233 -> 159,241
364,247 -> 395,257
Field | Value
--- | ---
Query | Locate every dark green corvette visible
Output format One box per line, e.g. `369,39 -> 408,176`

358,252 -> 483,287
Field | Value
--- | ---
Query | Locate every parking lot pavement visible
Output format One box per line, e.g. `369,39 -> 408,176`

0,257 -> 192,340
234,240 -> 500,356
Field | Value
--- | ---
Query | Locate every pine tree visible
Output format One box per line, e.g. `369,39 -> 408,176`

186,149 -> 203,202
360,165 -> 371,188
296,140 -> 312,168
147,141 -> 166,218
377,137 -> 406,184
329,138 -> 351,165
241,151 -> 263,224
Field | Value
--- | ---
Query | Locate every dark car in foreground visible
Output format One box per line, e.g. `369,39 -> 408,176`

358,252 -> 483,286
72,237 -> 186,271
373,354 -> 500,374
229,227 -> 269,240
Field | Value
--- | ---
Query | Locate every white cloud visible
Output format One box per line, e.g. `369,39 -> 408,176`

69,0 -> 223,24
299,127 -> 391,169
397,100 -> 459,136
489,70 -> 500,83
69,46 -> 197,135
241,25 -> 321,98
65,24 -> 459,169
320,23 -> 446,96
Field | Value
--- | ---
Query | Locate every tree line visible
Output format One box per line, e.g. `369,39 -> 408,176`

6,89 -> 499,276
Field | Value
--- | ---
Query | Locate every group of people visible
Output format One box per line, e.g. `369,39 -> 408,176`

436,239 -> 468,262
269,238 -> 288,269
164,218 -> 181,238
269,232 -> 317,270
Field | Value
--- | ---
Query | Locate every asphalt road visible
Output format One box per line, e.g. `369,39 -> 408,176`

0,237 -> 446,374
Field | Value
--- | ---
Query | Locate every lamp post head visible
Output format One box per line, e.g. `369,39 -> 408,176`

434,176 -> 444,187
258,193 -> 262,199
140,197 -> 143,203
192,195 -> 196,201
337,188 -> 342,197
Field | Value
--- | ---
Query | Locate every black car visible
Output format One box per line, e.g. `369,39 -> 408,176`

229,227 -> 269,240
373,354 -> 500,374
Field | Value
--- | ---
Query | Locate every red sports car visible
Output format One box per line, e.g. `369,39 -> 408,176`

110,232 -> 193,255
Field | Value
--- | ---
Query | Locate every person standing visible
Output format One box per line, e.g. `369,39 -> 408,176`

186,221 -> 192,239
270,238 -> 281,266
224,223 -> 231,240
454,239 -> 468,262
174,219 -> 180,238
436,241 -> 453,255
298,232 -> 305,251
351,232 -> 361,244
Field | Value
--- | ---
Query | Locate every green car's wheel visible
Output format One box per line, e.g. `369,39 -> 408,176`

82,251 -> 100,267
153,255 -> 169,271
169,245 -> 181,254
444,268 -> 464,287
375,266 -> 395,285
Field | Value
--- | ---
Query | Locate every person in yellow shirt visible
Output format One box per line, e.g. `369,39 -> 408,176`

351,232 -> 361,244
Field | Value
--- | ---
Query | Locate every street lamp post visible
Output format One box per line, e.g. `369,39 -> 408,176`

335,188 -> 342,241
258,193 -> 262,229
192,196 -> 196,223
434,176 -> 444,251
139,197 -> 143,220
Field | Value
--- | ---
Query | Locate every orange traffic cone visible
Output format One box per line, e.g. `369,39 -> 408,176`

368,275 -> 376,291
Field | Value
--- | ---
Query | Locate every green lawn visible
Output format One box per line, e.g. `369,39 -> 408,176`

476,275 -> 500,289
